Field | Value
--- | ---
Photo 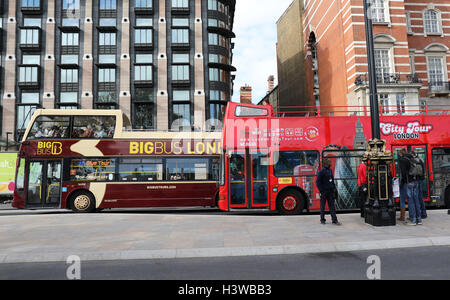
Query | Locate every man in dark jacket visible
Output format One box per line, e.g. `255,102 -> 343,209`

399,150 -> 423,225
316,159 -> 341,225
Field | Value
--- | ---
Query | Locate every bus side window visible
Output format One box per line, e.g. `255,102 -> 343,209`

27,116 -> 70,140
73,116 -> 116,139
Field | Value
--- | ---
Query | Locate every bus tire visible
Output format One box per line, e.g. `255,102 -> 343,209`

276,189 -> 305,215
70,191 -> 96,213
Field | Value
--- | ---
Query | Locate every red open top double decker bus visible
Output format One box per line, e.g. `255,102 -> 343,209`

13,109 -> 222,212
219,102 -> 450,214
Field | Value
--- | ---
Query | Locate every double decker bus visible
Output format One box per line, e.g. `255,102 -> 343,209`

13,109 -> 221,212
218,102 -> 450,214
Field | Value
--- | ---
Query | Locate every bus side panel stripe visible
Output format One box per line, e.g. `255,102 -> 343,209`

89,183 -> 107,208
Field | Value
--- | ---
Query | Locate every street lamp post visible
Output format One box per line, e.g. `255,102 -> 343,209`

362,0 -> 396,226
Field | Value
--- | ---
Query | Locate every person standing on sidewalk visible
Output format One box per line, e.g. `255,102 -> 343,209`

398,149 -> 409,222
316,159 -> 341,225
357,161 -> 368,218
411,151 -> 427,219
400,150 -> 423,226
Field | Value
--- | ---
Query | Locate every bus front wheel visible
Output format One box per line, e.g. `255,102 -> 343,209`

276,189 -> 305,215
70,191 -> 96,213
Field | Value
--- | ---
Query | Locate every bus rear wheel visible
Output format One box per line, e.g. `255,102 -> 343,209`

70,191 -> 96,213
277,189 -> 305,215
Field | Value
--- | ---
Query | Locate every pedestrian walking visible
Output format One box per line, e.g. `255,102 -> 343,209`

316,158 -> 341,225
397,149 -> 409,222
400,150 -> 423,226
411,151 -> 427,219
357,161 -> 368,218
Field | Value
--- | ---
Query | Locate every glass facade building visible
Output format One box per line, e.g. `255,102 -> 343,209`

0,0 -> 236,140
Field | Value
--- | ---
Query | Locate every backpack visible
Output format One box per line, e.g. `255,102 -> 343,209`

407,156 -> 423,179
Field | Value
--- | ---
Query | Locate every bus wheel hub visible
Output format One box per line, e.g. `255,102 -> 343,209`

74,195 -> 90,210
283,196 -> 297,211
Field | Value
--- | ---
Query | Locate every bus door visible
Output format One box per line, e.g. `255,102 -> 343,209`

228,150 -> 269,209
26,160 -> 62,208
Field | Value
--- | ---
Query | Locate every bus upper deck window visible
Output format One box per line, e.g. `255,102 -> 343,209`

235,106 -> 268,117
27,116 -> 71,140
72,116 -> 116,139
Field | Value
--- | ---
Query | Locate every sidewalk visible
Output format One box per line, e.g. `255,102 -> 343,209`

0,209 -> 449,264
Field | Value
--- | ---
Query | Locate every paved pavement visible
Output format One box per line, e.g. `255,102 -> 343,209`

0,208 -> 449,264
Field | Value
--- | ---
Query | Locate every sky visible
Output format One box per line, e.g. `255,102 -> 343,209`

231,0 -> 295,104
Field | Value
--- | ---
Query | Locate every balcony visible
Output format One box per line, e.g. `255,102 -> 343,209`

355,73 -> 421,86
18,65 -> 41,89
19,27 -> 42,50
21,1 -> 43,14
429,81 -> 450,96
171,6 -> 190,15
135,6 -> 153,15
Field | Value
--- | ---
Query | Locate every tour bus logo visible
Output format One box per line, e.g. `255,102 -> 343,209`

37,142 -> 63,155
305,126 -> 320,142
380,121 -> 434,140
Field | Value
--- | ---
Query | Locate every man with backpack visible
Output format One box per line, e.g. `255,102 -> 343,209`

411,151 -> 427,219
399,150 -> 423,226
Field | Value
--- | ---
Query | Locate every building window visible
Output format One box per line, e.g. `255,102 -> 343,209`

428,56 -> 445,89
173,104 -> 191,124
424,10 -> 441,35
18,66 -> 39,85
135,29 -> 153,46
21,0 -> 41,9
209,103 -> 226,128
61,69 -> 78,84
136,0 -> 153,8
378,94 -> 390,114
172,65 -> 189,81
396,94 -> 405,114
135,65 -> 153,82
60,92 -> 78,105
173,90 -> 190,102
20,29 -> 40,47
63,0 -> 80,10
172,0 -> 189,8
172,29 -> 189,45
371,0 -> 387,23
209,68 -> 229,83
134,104 -> 154,129
374,49 -> 391,84
17,92 -> 40,133
62,32 -> 79,46
22,54 -> 40,65
98,68 -> 116,83
100,0 -> 117,10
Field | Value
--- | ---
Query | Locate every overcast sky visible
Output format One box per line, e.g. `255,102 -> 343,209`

231,0 -> 295,104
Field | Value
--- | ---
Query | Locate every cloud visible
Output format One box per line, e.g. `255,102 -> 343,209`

231,0 -> 295,104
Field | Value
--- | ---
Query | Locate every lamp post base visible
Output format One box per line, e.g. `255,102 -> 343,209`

365,202 -> 396,227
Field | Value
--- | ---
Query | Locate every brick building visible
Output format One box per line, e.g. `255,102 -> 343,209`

297,0 -> 450,115
0,0 -> 236,142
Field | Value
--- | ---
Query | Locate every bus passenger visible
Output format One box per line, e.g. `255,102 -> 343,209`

316,159 -> 341,226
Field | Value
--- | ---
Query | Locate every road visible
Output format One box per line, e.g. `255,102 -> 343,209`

1,246 -> 449,280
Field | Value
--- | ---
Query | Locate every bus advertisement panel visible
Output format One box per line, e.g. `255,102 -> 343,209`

0,152 -> 17,196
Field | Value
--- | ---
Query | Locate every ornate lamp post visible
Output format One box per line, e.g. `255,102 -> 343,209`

362,0 -> 396,226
